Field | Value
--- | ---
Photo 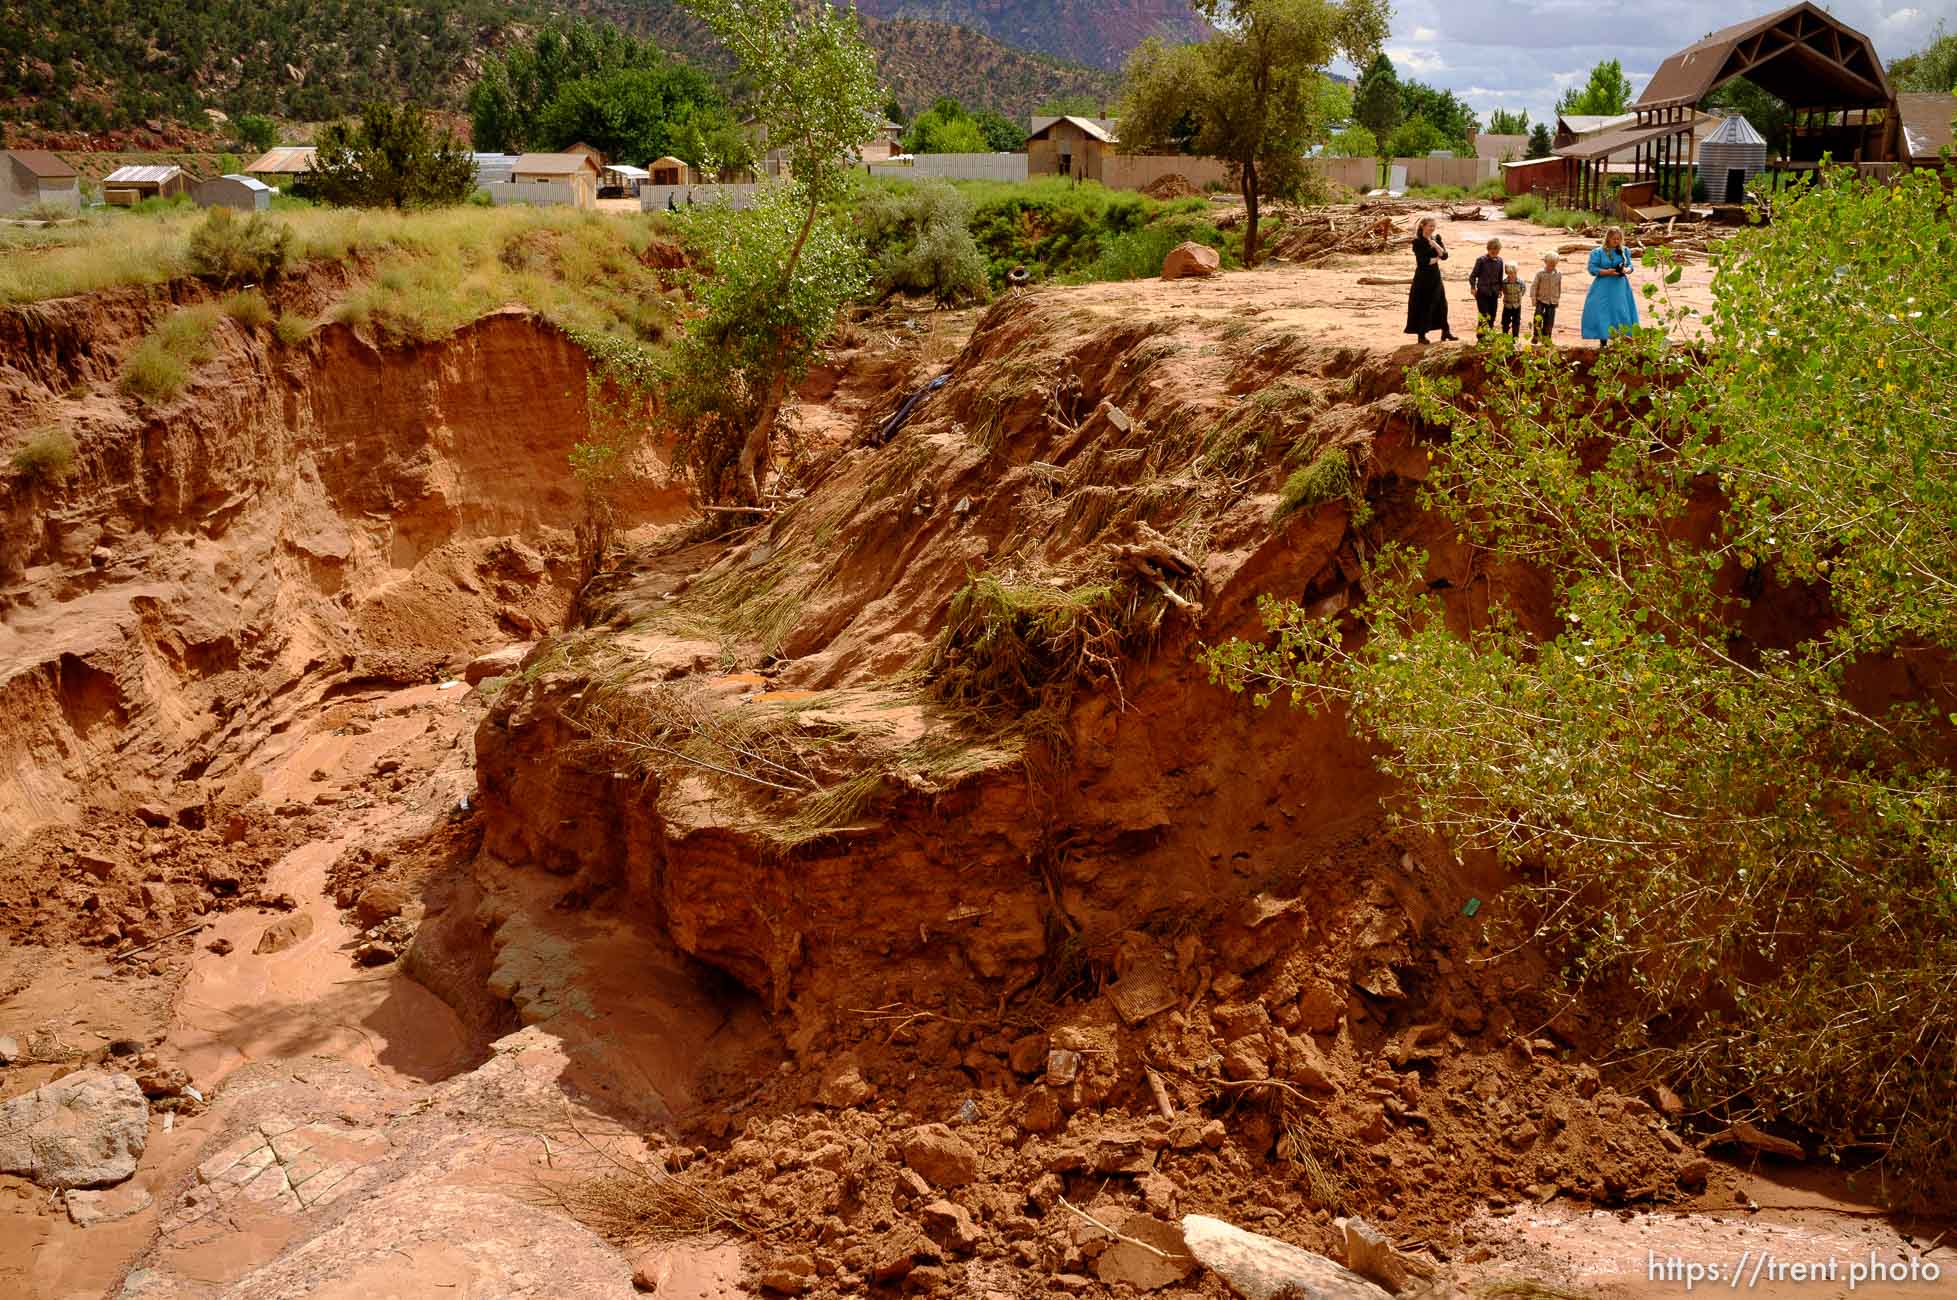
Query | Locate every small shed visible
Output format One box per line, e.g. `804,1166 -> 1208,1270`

473,153 -> 519,188
193,174 -> 272,212
647,156 -> 690,186
509,152 -> 602,209
1698,115 -> 1768,202
244,147 -> 316,187
1895,93 -> 1955,168
102,165 -> 191,206
566,142 -> 606,169
1,149 -> 80,213
1026,115 -> 1117,182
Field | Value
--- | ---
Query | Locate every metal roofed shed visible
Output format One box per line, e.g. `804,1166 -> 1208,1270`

245,147 -> 316,178
1699,115 -> 1769,202
102,165 -> 190,205
192,174 -> 272,212
1896,93 -> 1955,164
1026,116 -> 1118,183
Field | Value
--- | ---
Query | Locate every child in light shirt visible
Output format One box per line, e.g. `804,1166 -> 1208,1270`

1531,252 -> 1563,343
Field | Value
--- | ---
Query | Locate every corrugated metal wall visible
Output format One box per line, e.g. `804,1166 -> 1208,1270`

1697,139 -> 1767,203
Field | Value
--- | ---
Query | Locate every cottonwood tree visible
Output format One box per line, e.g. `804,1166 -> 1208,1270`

1556,58 -> 1635,115
1206,168 -> 1957,1197
1486,107 -> 1529,134
304,103 -> 475,208
673,0 -> 883,504
1119,0 -> 1388,264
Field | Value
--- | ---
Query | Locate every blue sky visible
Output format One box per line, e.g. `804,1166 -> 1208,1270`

1329,0 -> 1950,131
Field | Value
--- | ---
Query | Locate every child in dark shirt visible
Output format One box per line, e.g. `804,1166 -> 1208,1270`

1469,238 -> 1506,338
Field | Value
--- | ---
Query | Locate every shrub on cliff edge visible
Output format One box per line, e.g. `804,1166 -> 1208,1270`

188,209 -> 294,285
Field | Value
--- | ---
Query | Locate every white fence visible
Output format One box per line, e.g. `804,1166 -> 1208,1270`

487,181 -> 580,207
868,153 -> 1029,183
639,183 -> 769,212
1388,156 -> 1501,188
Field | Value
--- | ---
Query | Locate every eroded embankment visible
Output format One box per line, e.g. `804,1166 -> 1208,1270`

0,288 -> 686,849
467,293 -> 1709,1264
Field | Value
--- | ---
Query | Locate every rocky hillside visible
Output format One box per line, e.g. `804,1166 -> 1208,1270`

856,0 -> 1212,71
4,0 -> 1119,138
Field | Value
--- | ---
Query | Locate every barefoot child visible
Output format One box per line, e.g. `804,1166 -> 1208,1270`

1500,262 -> 1525,338
1531,251 -> 1562,342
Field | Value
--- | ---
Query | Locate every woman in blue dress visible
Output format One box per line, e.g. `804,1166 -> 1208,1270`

1580,225 -> 1639,342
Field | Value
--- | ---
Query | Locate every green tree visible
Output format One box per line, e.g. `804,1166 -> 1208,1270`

1119,0 -> 1387,265
903,97 -> 989,153
1205,168 -> 1957,1197
1397,79 -> 1477,149
1888,23 -> 1957,92
1352,50 -> 1401,142
304,102 -> 475,209
1329,123 -> 1377,156
1486,108 -> 1529,134
973,108 -> 1026,153
1525,121 -> 1553,158
232,112 -> 277,154
1556,58 -> 1635,116
534,63 -> 733,164
884,97 -> 909,126
677,0 -> 883,503
469,18 -> 677,155
1384,117 -> 1445,157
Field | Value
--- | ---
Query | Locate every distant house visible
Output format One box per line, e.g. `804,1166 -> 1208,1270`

1026,115 -> 1117,182
1,149 -> 80,213
473,153 -> 520,189
603,163 -> 650,197
565,142 -> 606,170
1896,92 -> 1955,167
101,165 -> 191,205
507,153 -> 601,209
1472,132 -> 1528,163
192,174 -> 272,212
244,147 -> 317,188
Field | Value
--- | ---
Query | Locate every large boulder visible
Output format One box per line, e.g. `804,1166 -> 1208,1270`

464,642 -> 534,686
1180,1215 -> 1392,1300
0,1068 -> 149,1189
1161,241 -> 1222,280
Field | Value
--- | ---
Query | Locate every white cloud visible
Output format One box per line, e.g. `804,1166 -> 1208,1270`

1386,46 -> 1449,74
1882,7 -> 1921,27
1411,26 -> 1441,40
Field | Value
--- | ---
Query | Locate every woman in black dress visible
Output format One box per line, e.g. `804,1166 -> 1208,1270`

1405,217 -> 1457,343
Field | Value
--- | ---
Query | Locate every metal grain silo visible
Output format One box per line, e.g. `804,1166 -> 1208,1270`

1700,115 -> 1768,204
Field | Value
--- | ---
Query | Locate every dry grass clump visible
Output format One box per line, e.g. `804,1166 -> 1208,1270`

273,312 -> 313,346
120,304 -> 220,402
552,1167 -> 761,1245
9,427 -> 76,489
221,289 -> 273,328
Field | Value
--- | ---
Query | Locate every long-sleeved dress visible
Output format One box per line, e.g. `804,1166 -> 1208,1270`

1405,235 -> 1450,336
1580,245 -> 1639,340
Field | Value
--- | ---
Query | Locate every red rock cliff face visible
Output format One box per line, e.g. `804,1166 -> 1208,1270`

0,300 -> 681,840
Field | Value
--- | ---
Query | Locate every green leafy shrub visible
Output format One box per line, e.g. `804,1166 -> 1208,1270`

1504,193 -> 1545,220
958,178 -> 1208,285
1065,216 -> 1230,284
855,181 -> 988,304
10,428 -> 76,489
187,208 -> 294,284
120,306 -> 219,402
1207,168 -> 1957,1201
222,289 -> 273,328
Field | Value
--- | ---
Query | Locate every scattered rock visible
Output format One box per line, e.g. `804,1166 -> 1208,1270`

1338,1216 -> 1435,1293
207,938 -> 234,956
1044,1049 -> 1083,1086
0,1035 -> 18,1064
0,1068 -> 150,1189
76,852 -> 122,881
65,1182 -> 153,1226
817,1054 -> 876,1109
353,883 -> 409,927
354,941 -> 398,967
919,1199 -> 980,1254
1676,1157 -> 1713,1191
1007,1033 -> 1048,1076
759,1253 -> 817,1294
464,643 -> 534,686
1161,242 -> 1222,280
1181,1214 -> 1393,1300
255,913 -> 315,955
902,1124 -> 979,1188
893,1168 -> 932,1203
1094,1212 -> 1196,1291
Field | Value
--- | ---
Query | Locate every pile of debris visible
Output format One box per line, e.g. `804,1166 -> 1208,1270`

1269,208 -> 1409,265
1140,173 -> 1204,200
1553,216 -> 1735,261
